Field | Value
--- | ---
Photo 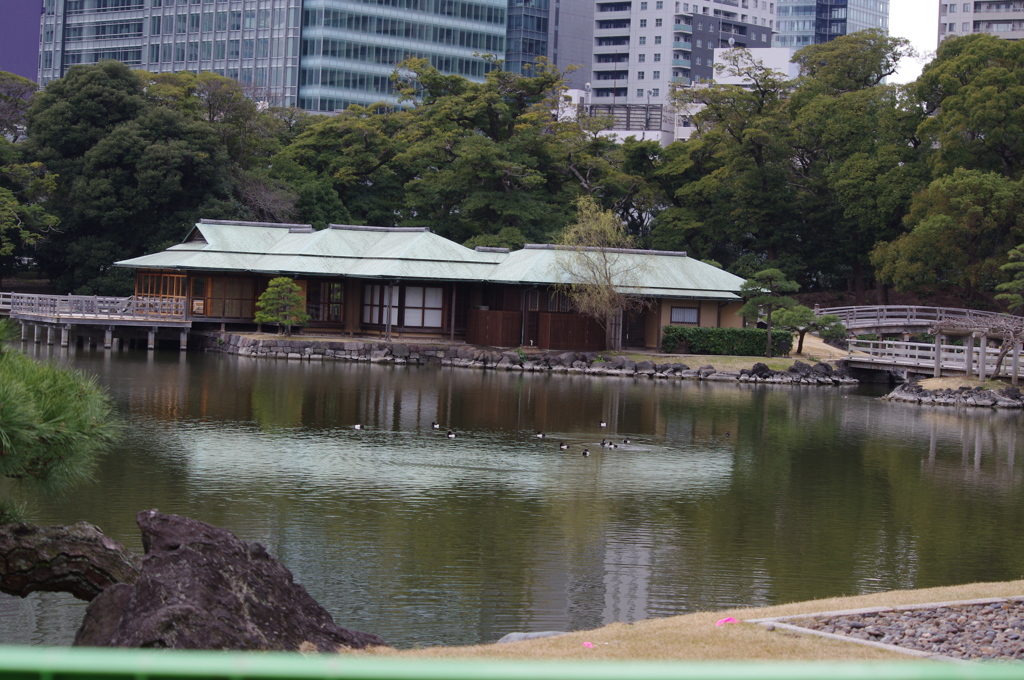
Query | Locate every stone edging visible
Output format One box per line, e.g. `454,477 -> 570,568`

883,382 -> 1024,409
747,596 -> 1024,663
196,333 -> 859,385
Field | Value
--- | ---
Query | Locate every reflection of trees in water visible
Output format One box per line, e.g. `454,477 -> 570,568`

14,347 -> 1024,646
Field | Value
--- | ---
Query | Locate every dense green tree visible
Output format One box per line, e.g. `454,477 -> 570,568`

0,140 -> 59,277
0,321 -> 119,522
790,30 -> 914,97
871,169 -> 1024,301
255,277 -> 310,335
996,244 -> 1024,313
771,305 -> 844,355
914,34 -> 1024,179
739,269 -> 799,358
0,71 -> 37,143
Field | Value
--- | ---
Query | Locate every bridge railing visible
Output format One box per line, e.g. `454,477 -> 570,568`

817,305 -> 1017,330
10,293 -> 186,320
848,339 -> 1018,378
0,292 -> 10,314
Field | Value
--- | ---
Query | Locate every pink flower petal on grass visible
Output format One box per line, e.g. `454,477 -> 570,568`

715,617 -> 738,626
582,641 -> 594,648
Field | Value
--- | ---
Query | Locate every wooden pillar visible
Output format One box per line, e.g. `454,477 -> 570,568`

34,324 -> 42,343
61,324 -> 71,348
104,326 -> 113,349
933,333 -> 943,378
46,325 -> 55,345
1013,341 -> 1021,386
179,330 -> 188,351
978,333 -> 987,381
964,334 -> 975,378
147,327 -> 157,350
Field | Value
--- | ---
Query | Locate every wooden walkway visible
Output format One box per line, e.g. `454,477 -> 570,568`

815,305 -> 1024,382
816,305 -> 1018,335
6,293 -> 190,349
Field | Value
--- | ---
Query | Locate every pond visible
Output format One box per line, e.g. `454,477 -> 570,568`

2,346 -> 1024,648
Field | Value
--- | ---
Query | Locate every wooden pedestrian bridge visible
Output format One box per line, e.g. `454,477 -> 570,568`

815,305 -> 1023,382
0,292 -> 190,349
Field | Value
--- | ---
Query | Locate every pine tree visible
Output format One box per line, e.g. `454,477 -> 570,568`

255,277 -> 310,336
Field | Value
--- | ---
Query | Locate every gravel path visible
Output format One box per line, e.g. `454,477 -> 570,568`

794,600 -> 1024,661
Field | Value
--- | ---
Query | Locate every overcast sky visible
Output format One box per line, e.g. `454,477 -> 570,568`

889,2 -> 941,84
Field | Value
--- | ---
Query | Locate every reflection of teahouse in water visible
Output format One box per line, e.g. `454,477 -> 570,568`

114,219 -> 747,352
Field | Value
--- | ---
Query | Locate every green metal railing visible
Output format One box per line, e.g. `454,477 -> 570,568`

0,648 -> 1022,680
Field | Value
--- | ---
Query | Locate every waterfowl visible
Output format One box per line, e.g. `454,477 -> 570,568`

353,424 -> 362,430
447,430 -> 456,439
559,442 -> 569,450
600,439 -> 608,447
610,443 -> 619,449
623,438 -> 631,444
431,422 -> 440,429
581,448 -> 590,457
536,431 -> 545,438
599,421 -> 607,427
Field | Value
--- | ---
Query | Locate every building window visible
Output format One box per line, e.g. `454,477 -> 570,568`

656,0 -> 663,7
671,307 -> 698,324
652,87 -> 659,96
229,10 -> 241,30
228,39 -> 240,58
637,88 -> 644,96
654,53 -> 661,61
654,35 -> 662,43
653,71 -> 660,79
655,18 -> 662,26
640,19 -> 647,26
363,284 -> 398,325
638,53 -> 646,61
641,1 -> 648,8
403,286 -> 444,327
216,11 -> 227,30
151,16 -> 161,34
639,36 -> 646,44
637,71 -> 645,79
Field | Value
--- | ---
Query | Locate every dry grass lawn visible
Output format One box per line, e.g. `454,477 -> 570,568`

918,376 -> 1009,392
362,581 -> 1024,661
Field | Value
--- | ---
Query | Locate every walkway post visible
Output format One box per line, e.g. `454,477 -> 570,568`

104,326 -> 114,349
933,333 -> 942,378
20,321 -> 27,341
179,330 -> 188,351
147,327 -> 156,350
965,333 -> 975,378
979,334 -> 988,381
46,325 -> 55,345
1013,341 -> 1021,386
61,324 -> 70,348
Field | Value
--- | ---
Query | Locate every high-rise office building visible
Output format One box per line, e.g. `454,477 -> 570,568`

37,0 -> 506,111
938,1 -> 1024,43
774,0 -> 889,48
590,0 -> 776,107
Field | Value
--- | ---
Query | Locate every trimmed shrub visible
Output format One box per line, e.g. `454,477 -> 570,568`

662,326 -> 792,357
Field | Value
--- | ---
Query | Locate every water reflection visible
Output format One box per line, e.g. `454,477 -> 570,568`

3,344 -> 1024,648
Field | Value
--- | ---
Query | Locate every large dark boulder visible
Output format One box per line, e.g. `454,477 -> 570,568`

75,510 -> 386,651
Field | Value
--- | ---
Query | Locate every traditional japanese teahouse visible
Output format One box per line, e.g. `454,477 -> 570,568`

115,219 -> 746,351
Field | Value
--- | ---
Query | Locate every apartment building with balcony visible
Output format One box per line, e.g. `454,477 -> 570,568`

939,1 -> 1024,43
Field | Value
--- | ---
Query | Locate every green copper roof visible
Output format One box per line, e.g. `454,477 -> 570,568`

116,221 -> 744,299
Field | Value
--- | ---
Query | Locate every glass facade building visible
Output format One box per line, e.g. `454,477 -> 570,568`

38,0 -> 506,112
774,0 -> 888,47
505,0 -> 549,75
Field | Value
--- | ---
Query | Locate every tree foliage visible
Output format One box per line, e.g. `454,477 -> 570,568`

0,321 -> 119,522
739,269 -> 799,358
0,72 -> 37,142
554,196 -> 649,349
255,277 -> 311,335
771,305 -> 844,355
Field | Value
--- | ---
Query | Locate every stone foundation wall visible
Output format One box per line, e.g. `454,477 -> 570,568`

196,333 -> 858,385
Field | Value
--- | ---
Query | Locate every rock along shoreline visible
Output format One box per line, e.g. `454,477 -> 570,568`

882,381 -> 1024,409
198,333 -> 859,386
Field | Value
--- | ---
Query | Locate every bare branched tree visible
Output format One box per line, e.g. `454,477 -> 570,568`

931,312 -> 1024,381
553,196 -> 650,350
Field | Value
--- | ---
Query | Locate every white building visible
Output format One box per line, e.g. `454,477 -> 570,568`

938,1 -> 1024,43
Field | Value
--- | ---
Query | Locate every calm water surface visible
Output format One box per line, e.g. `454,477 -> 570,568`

2,346 -> 1024,648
